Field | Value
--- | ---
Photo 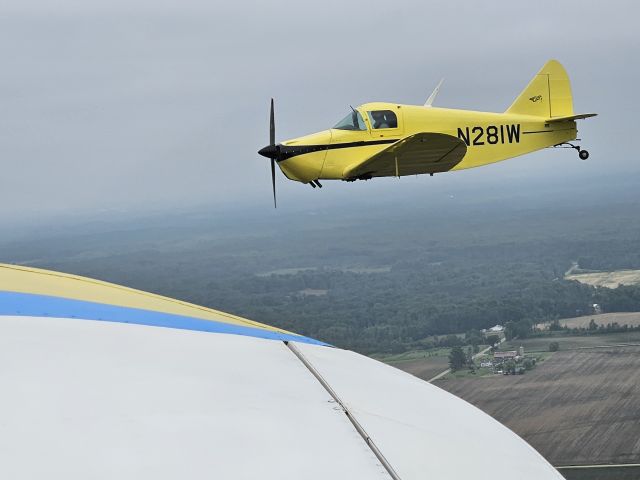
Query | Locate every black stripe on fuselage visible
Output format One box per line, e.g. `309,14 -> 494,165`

523,127 -> 576,135
276,138 -> 398,162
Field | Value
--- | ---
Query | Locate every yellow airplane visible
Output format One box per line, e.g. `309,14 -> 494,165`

258,60 -> 596,206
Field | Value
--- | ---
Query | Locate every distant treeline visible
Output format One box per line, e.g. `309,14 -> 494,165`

5,193 -> 640,355
213,268 -> 640,353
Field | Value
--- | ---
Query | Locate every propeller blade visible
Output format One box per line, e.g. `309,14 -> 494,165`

269,98 -> 275,146
270,158 -> 277,208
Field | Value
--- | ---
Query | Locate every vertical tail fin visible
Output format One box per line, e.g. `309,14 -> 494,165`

505,60 -> 574,118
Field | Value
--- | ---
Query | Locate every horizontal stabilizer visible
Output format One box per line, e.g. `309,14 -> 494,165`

545,113 -> 598,124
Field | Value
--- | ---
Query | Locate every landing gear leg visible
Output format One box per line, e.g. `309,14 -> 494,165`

555,142 -> 589,160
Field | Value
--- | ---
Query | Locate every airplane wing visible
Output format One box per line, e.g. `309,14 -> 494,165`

344,132 -> 467,180
0,263 -> 564,480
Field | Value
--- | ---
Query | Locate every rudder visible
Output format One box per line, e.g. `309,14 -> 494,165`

505,60 -> 574,118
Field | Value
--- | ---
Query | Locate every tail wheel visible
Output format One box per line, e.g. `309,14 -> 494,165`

579,150 -> 589,160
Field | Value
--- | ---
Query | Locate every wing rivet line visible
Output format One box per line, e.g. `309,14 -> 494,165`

285,341 -> 402,480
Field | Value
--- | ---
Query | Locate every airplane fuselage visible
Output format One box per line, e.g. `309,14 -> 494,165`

258,60 -> 594,194
274,103 -> 577,183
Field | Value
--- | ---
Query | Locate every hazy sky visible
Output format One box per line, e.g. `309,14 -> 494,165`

1,0 -> 638,220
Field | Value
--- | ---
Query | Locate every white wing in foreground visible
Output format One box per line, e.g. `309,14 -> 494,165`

0,264 -> 562,479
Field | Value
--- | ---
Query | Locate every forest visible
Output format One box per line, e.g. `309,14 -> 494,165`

2,179 -> 639,354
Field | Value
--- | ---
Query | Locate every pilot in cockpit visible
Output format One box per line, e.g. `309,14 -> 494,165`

371,111 -> 389,129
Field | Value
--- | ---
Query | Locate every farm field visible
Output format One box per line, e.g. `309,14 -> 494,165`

500,331 -> 640,352
556,312 -> 640,329
436,345 -> 640,466
565,268 -> 640,288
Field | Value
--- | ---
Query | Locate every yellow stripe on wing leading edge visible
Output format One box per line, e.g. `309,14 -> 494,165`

0,263 -> 294,335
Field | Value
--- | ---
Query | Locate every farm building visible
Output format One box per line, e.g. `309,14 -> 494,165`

483,324 -> 504,333
494,351 -> 518,360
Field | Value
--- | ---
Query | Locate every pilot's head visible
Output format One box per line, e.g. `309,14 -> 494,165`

371,111 -> 385,128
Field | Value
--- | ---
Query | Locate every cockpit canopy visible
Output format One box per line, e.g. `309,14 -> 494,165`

333,108 -> 399,131
368,110 -> 397,129
333,110 -> 367,131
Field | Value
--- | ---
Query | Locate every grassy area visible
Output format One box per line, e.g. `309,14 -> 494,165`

255,267 -> 316,277
256,265 -> 392,277
373,348 -> 451,363
339,266 -> 392,274
298,288 -> 328,297
374,348 -> 452,381
377,344 -> 498,381
441,365 -> 494,379
437,349 -> 545,380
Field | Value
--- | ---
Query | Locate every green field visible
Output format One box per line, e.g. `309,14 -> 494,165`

374,349 -> 451,381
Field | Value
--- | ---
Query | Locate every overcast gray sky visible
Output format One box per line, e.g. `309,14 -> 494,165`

1,0 -> 637,220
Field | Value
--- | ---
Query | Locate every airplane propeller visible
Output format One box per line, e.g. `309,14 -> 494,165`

257,98 -> 278,208
269,98 -> 276,208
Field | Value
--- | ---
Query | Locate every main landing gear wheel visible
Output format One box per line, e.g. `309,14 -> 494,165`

554,142 -> 590,160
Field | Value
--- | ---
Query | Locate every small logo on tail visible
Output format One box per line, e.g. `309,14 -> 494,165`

529,95 -> 543,103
